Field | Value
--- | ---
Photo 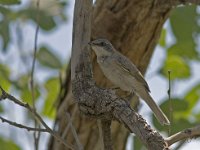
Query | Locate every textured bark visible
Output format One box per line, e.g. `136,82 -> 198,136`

49,0 -> 173,150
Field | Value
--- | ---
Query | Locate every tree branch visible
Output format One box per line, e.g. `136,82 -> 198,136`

101,120 -> 113,150
72,45 -> 169,150
0,116 -> 47,132
165,125 -> 200,146
71,0 -> 169,149
0,86 -> 75,150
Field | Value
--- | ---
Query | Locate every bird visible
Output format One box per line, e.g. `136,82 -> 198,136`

89,39 -> 170,125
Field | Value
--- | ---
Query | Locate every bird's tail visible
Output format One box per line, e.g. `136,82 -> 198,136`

141,91 -> 170,125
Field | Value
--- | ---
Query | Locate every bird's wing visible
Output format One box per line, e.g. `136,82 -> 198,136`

114,54 -> 150,92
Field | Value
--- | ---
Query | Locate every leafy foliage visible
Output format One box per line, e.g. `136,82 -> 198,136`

156,5 -> 200,132
161,5 -> 200,79
0,64 -> 11,91
37,46 -> 63,69
0,1 -> 68,148
0,138 -> 20,150
0,0 -> 67,52
0,1 -> 200,150
134,5 -> 200,148
0,0 -> 21,5
161,55 -> 191,80
42,77 -> 60,118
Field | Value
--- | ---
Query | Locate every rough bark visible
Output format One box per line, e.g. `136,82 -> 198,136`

48,0 -> 179,150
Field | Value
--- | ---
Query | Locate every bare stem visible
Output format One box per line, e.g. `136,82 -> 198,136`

0,116 -> 47,132
167,70 -> 173,135
31,1 -> 41,149
0,86 -> 75,150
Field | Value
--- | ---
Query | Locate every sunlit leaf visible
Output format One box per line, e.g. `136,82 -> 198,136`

168,42 -> 199,60
159,29 -> 166,47
37,46 -> 62,69
12,75 -> 29,89
42,77 -> 59,118
20,87 -> 40,104
0,64 -> 11,91
0,137 -> 20,150
195,112 -> 200,120
161,55 -> 191,80
0,0 -> 21,5
184,84 -> 200,112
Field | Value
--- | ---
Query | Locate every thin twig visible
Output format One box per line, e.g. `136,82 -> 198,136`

165,125 -> 200,146
167,70 -> 173,135
0,116 -> 47,132
0,86 -> 75,150
31,0 -> 40,111
31,0 -> 40,149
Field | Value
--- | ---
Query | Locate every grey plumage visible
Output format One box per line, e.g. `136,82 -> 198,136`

89,39 -> 170,125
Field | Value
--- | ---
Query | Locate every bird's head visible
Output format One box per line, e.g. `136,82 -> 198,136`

89,39 -> 114,57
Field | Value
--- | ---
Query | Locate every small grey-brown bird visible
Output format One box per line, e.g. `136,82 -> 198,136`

89,39 -> 170,125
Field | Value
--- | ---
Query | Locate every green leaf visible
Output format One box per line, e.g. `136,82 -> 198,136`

0,137 -> 20,150
19,8 -> 56,31
11,75 -> 40,104
0,20 -> 10,51
168,42 -> 199,60
20,87 -> 40,104
170,119 -> 193,134
169,5 -> 200,60
160,98 -> 188,113
133,137 -> 144,150
153,98 -> 190,132
159,29 -> 166,47
170,5 -> 199,42
0,104 -> 4,113
37,46 -> 62,69
0,6 -> 18,51
0,0 -> 21,5
42,77 -> 59,118
184,84 -> 200,112
161,55 -> 191,80
12,75 -> 29,89
0,64 -> 11,91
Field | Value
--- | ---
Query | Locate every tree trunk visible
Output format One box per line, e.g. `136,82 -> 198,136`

48,0 -> 172,150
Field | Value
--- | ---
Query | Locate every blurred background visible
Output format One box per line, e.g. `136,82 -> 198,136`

0,0 -> 199,150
